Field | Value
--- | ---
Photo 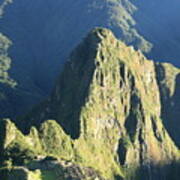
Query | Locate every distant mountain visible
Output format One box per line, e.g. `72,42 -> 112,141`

0,0 -> 44,119
0,33 -> 15,86
1,28 -> 179,180
0,0 -> 148,93
133,0 -> 180,66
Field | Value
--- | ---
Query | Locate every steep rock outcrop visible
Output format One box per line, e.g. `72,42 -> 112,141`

17,28 -> 180,179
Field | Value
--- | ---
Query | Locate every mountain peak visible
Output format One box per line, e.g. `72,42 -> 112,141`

87,27 -> 115,40
14,28 -> 180,179
81,27 -> 115,51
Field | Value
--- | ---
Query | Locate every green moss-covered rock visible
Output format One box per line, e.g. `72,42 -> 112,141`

38,120 -> 74,159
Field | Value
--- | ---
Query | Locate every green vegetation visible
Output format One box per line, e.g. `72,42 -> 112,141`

106,0 -> 152,53
0,28 -> 180,179
1,0 -> 180,122
0,2 -> 15,86
39,120 -> 74,159
0,119 -> 38,167
0,167 -> 41,180
0,33 -> 16,87
0,0 -> 154,109
41,170 -> 57,180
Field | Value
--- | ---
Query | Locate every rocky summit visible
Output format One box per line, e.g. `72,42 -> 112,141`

0,28 -> 180,180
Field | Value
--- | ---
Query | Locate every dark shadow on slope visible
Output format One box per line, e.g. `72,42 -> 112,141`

0,84 -> 44,120
117,138 -> 180,180
134,161 -> 180,180
0,119 -> 6,165
125,92 -> 144,143
114,175 -> 123,180
155,64 -> 180,147
117,138 -> 128,166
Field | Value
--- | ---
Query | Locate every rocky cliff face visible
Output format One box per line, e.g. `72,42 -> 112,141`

0,28 -> 177,180
1,0 -> 180,119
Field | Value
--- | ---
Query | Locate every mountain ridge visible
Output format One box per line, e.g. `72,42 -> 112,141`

0,0 -> 180,119
1,28 -> 178,179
